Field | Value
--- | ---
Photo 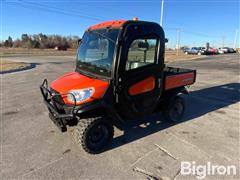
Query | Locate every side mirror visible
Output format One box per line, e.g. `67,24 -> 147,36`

165,38 -> 168,43
78,39 -> 82,45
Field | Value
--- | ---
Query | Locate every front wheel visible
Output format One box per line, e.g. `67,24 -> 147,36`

73,116 -> 114,154
163,96 -> 185,123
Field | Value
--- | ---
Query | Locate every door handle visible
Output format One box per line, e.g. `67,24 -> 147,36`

116,77 -> 123,92
116,85 -> 122,93
158,78 -> 162,88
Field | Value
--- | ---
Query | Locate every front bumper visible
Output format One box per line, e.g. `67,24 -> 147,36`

40,79 -> 121,131
40,79 -> 77,132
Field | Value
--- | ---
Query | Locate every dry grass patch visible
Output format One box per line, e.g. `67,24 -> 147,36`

0,60 -> 29,72
0,48 -> 76,57
165,50 -> 203,62
0,48 -> 204,65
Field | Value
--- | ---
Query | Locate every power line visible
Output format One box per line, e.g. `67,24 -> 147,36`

21,1 -> 108,20
4,1 -> 235,48
6,1 -> 104,21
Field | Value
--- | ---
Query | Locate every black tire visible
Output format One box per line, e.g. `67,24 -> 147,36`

73,116 -> 114,154
163,96 -> 185,123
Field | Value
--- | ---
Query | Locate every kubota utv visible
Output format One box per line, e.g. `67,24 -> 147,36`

40,20 -> 196,154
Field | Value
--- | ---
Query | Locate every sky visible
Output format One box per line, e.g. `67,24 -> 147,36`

0,0 -> 239,48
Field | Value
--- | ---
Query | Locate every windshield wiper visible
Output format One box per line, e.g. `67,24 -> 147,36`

76,67 -> 100,79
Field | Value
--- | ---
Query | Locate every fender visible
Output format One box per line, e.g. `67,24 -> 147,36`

75,100 -> 124,130
164,86 -> 188,108
180,87 -> 189,95
165,86 -> 189,98
155,86 -> 189,112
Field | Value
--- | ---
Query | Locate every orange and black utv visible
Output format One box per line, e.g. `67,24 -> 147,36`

40,20 -> 196,154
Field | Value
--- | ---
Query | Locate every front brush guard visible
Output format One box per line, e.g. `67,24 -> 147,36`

40,79 -> 77,132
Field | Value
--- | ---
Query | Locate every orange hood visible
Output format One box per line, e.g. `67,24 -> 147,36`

50,72 -> 109,104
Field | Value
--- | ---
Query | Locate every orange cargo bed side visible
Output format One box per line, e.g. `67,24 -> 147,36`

165,71 -> 196,90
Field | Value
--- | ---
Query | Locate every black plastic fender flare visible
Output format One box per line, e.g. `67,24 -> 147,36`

163,86 -> 188,110
75,101 -> 124,130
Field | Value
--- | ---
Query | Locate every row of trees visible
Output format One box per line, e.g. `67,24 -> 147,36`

0,33 -> 80,49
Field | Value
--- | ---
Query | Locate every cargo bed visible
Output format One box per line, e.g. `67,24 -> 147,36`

164,66 -> 196,90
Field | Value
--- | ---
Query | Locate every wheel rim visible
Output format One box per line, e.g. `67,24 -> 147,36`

87,123 -> 109,149
169,100 -> 184,121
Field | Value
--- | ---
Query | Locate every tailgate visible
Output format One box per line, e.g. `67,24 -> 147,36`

164,68 -> 196,90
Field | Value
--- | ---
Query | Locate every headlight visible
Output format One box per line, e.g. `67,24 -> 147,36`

67,88 -> 94,103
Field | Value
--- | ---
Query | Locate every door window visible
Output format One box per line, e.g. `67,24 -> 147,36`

126,39 -> 157,71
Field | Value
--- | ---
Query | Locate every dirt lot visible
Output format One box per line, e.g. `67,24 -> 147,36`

0,48 -> 76,57
165,50 -> 202,62
1,54 -> 239,179
1,47 -> 201,61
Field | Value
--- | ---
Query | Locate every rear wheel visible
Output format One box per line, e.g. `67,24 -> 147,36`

163,96 -> 185,123
73,116 -> 114,154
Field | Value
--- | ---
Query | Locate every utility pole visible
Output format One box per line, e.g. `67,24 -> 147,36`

233,29 -> 238,49
211,40 -> 215,47
222,35 -> 225,47
160,0 -> 164,26
176,28 -> 181,56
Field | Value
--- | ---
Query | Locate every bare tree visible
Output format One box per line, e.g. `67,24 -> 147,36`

3,33 -> 80,49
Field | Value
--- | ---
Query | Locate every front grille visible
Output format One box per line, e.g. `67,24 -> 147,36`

50,88 -> 65,105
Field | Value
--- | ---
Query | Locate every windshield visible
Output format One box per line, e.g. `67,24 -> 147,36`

76,29 -> 119,78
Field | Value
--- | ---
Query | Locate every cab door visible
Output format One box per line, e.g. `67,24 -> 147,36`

115,22 -> 165,119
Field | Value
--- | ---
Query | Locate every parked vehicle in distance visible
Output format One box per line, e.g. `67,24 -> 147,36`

197,47 -> 206,55
184,46 -> 236,55
183,47 -> 190,53
199,47 -> 219,55
218,48 -> 225,54
208,47 -> 218,54
199,47 -> 213,55
218,47 -> 236,53
228,48 -> 236,53
184,47 -> 201,55
218,47 -> 229,53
